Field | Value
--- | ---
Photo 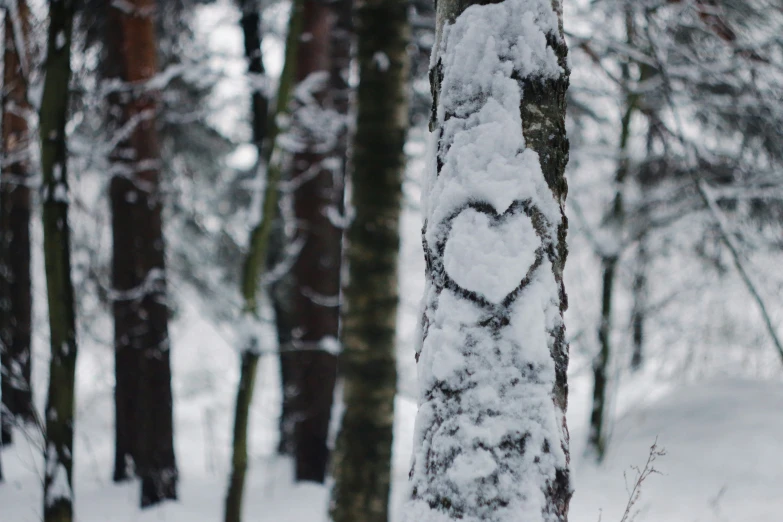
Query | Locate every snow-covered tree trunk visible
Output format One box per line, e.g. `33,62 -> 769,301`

328,0 -> 409,519
39,0 -> 79,520
105,0 -> 177,506
275,0 -> 351,483
1,0 -> 34,444
404,0 -> 572,520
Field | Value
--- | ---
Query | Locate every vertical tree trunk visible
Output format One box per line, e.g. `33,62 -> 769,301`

328,0 -> 408,520
1,0 -> 34,445
588,7 -> 636,460
403,1 -> 571,520
629,233 -> 648,371
276,0 -> 351,483
39,1 -> 78,520
105,0 -> 178,506
224,2 -> 305,521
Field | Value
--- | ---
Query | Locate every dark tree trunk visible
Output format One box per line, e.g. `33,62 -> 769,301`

224,1 -> 305,520
1,0 -> 34,445
630,233 -> 648,371
39,0 -> 79,519
328,0 -> 408,519
239,0 -> 268,152
276,0 -> 351,483
105,0 -> 177,506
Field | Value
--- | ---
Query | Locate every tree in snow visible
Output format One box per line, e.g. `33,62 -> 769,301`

327,0 -> 409,519
224,1 -> 305,520
566,0 -> 783,458
1,0 -> 35,445
403,0 -> 572,520
104,0 -> 178,506
39,0 -> 79,519
273,0 -> 351,483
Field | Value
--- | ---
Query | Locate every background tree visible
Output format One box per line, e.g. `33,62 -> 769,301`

1,0 -> 34,445
39,0 -> 79,519
568,0 -> 783,458
403,0 -> 571,520
224,1 -> 304,520
104,0 -> 178,506
273,0 -> 351,483
328,0 -> 409,519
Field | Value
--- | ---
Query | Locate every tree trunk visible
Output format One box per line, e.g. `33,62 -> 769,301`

328,0 -> 408,520
588,7 -> 635,461
1,0 -> 34,445
39,1 -> 79,520
629,233 -> 648,371
105,0 -> 177,506
275,0 -> 351,483
224,1 -> 305,520
403,0 -> 571,520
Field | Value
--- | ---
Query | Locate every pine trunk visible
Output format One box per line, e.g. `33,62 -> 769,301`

404,0 -> 571,520
1,0 -> 34,445
275,0 -> 351,483
328,0 -> 409,520
39,1 -> 78,520
224,1 -> 305,520
105,0 -> 177,505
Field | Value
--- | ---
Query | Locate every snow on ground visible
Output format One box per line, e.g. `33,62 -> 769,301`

568,378 -> 783,522
3,309 -> 782,522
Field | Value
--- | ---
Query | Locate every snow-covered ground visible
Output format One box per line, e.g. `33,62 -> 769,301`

3,322 -> 782,522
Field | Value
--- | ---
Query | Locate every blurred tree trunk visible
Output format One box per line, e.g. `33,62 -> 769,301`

328,0 -> 408,519
588,6 -> 636,462
1,0 -> 34,446
224,1 -> 305,521
403,0 -> 571,519
275,0 -> 351,483
105,0 -> 178,506
39,0 -> 78,519
630,232 -> 648,371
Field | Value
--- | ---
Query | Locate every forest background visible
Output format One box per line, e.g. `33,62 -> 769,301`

1,0 -> 782,521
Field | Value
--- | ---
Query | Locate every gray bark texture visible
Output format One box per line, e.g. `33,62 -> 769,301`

328,0 -> 409,519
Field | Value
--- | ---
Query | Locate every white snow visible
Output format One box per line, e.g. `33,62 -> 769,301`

45,463 -> 73,507
443,207 -> 538,303
373,52 -> 391,72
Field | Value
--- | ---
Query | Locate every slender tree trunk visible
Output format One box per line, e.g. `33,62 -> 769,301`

224,2 -> 305,520
588,7 -> 636,460
630,232 -> 648,371
1,0 -> 34,446
403,0 -> 571,520
275,0 -> 351,483
105,0 -> 177,506
39,1 -> 78,520
328,0 -> 408,520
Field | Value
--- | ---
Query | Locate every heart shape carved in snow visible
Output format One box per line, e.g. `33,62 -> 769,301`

433,200 -> 550,309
